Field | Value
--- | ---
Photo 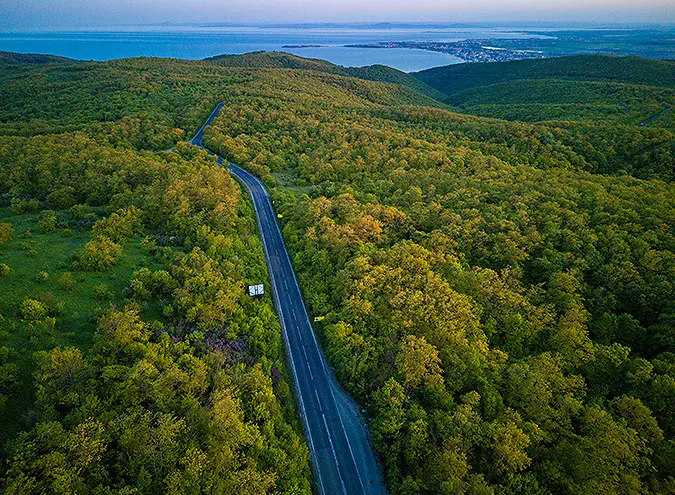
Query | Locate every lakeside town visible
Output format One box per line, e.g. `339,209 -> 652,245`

345,39 -> 548,62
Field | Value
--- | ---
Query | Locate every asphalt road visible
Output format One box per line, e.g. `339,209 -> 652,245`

638,106 -> 671,127
191,104 -> 387,495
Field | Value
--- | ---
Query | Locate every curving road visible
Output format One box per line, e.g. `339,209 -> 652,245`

191,103 -> 387,495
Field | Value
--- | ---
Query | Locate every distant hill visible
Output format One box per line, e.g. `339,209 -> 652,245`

413,55 -> 675,95
0,51 -> 74,67
412,55 -> 675,126
206,51 -> 447,102
206,51 -> 341,72
344,64 -> 447,102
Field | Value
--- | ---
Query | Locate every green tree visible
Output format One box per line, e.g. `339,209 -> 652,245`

92,205 -> 143,243
0,222 -> 13,248
78,236 -> 123,271
396,335 -> 444,390
38,210 -> 57,234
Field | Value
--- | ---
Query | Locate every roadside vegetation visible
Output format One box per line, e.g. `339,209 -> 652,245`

0,56 -> 312,494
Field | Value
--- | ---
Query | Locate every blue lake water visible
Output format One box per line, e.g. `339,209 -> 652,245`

0,26 -> 548,72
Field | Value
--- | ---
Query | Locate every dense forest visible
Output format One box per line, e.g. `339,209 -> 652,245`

414,55 -> 675,97
413,55 -> 675,127
207,51 -> 446,101
202,54 -> 675,494
410,56 -> 675,182
0,55 -> 313,494
0,51 -> 674,494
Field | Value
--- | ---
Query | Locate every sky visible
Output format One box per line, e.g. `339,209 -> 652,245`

1,0 -> 674,30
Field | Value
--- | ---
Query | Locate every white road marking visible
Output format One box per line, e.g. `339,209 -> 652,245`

302,346 -> 314,380
328,382 -> 368,494
315,389 -> 323,412
322,413 -> 348,495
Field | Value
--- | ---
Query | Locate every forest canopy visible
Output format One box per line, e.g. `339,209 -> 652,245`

413,55 -> 675,133
0,54 -> 314,494
0,50 -> 674,494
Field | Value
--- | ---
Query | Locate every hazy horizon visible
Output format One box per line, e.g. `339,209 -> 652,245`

2,0 -> 674,31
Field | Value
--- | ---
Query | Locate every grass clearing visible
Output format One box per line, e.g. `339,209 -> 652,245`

0,207 -> 165,444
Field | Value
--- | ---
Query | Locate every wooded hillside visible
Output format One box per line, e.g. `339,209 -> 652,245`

0,51 -> 674,494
